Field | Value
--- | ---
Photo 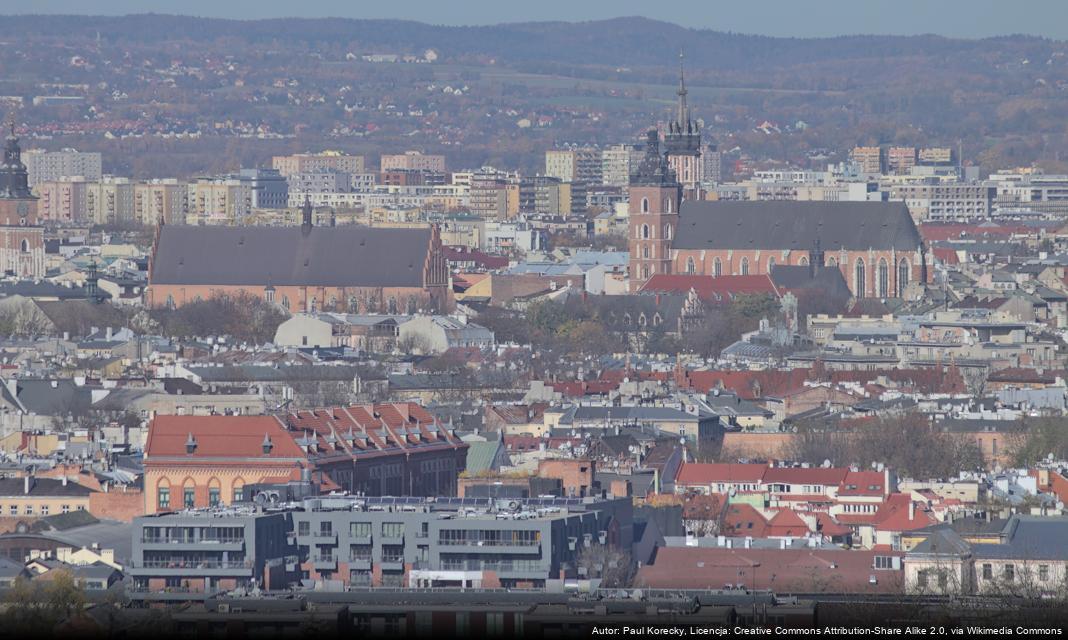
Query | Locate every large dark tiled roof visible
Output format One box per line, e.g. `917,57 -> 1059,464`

151,225 -> 432,288
674,201 -> 922,252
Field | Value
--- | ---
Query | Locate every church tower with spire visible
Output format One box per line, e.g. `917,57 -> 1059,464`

663,53 -> 703,198
628,129 -> 681,292
0,114 -> 44,278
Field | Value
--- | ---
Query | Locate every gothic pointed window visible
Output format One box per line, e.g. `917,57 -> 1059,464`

855,258 -> 866,297
641,197 -> 649,213
641,224 -> 650,239
686,257 -> 695,274
768,257 -> 776,271
898,259 -> 910,295
713,257 -> 722,277
878,259 -> 889,298
740,257 -> 749,276
799,256 -> 809,266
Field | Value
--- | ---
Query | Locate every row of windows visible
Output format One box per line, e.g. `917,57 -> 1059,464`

981,563 -> 1052,582
3,503 -> 82,516
157,486 -> 244,509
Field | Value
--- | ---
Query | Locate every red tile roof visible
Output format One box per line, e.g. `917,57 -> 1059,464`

838,471 -> 887,497
145,415 -> 305,460
763,467 -> 849,486
722,503 -> 769,537
764,509 -> 811,537
638,547 -> 904,592
675,462 -> 768,486
682,368 -> 813,400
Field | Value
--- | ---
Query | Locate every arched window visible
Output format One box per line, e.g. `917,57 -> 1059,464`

664,198 -> 673,213
282,295 -> 290,310
740,257 -> 749,276
652,313 -> 663,327
899,259 -> 910,294
208,478 -> 222,507
638,313 -> 648,328
329,296 -> 337,310
165,295 -> 175,309
156,478 -> 171,511
686,257 -> 696,274
713,257 -> 722,277
855,258 -> 866,297
19,239 -> 29,253
878,259 -> 889,298
641,265 -> 650,280
642,246 -> 650,259
182,478 -> 196,509
348,296 -> 359,313
406,296 -> 417,314
232,478 -> 246,503
828,256 -> 838,267
623,313 -> 632,326
641,224 -> 650,239
768,257 -> 776,271
665,224 -> 672,240
309,297 -> 317,313
799,256 -> 809,266
387,297 -> 398,314
641,197 -> 649,213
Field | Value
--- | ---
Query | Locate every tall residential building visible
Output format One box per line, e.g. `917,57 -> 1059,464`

85,178 -> 135,225
380,151 -> 445,173
889,183 -> 995,221
702,143 -> 722,187
918,147 -> 954,165
187,177 -> 253,224
0,121 -> 45,278
35,178 -> 87,222
520,176 -> 572,215
887,147 -> 917,175
469,168 -> 519,219
601,144 -> 640,187
851,146 -> 884,175
546,148 -> 601,185
22,148 -> 101,187
272,152 -> 365,178
134,180 -> 188,226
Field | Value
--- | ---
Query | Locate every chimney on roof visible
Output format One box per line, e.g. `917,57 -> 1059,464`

185,433 -> 197,455
61,475 -> 67,487
23,474 -> 33,495
908,501 -> 915,521
262,433 -> 274,455
106,326 -> 112,340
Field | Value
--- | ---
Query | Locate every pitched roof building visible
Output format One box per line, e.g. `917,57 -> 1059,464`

146,210 -> 450,312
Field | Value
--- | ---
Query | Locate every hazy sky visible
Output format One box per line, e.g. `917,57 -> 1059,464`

7,0 -> 1068,40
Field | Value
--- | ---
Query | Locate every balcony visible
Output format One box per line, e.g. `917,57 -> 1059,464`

127,560 -> 254,577
312,556 -> 337,570
436,540 -> 541,555
140,536 -> 244,551
348,557 -> 372,571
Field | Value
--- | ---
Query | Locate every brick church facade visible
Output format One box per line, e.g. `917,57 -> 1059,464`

627,141 -> 927,298
0,118 -> 45,279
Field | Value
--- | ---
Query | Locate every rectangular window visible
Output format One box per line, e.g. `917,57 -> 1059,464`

917,571 -> 928,588
298,521 -> 311,536
1040,565 -> 1050,582
158,488 -> 170,509
61,504 -> 69,514
208,488 -> 220,507
350,522 -> 371,538
24,505 -> 32,515
382,545 -> 404,563
982,564 -> 992,580
874,556 -> 893,570
232,486 -> 244,503
41,505 -> 49,516
183,488 -> 195,509
1004,564 -> 1015,582
382,522 -> 403,538
7,505 -> 15,516
319,522 -> 332,536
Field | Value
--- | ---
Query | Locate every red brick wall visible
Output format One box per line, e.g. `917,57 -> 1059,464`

538,459 -> 595,497
88,489 -> 144,522
672,248 -> 926,297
